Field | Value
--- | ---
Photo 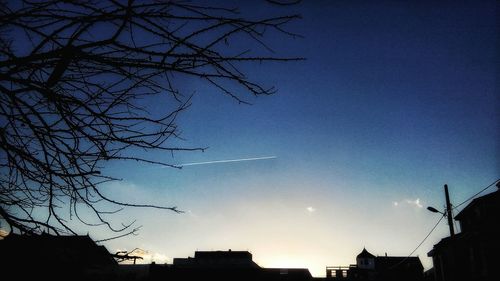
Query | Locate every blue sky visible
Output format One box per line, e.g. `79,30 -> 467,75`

8,0 -> 496,277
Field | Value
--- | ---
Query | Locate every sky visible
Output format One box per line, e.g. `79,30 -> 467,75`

5,0 -> 498,277
92,1 -> 499,277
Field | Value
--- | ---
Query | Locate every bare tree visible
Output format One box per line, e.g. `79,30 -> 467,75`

0,0 -> 301,238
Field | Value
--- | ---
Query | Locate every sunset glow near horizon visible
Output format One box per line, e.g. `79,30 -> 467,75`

5,1 -> 498,277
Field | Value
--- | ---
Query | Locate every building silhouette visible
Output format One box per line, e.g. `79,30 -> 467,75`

427,183 -> 500,281
0,233 -> 117,281
0,233 -> 312,281
150,250 -> 313,281
173,250 -> 260,268
326,248 -> 423,281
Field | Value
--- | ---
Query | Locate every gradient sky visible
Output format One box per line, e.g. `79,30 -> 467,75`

17,1 -> 498,277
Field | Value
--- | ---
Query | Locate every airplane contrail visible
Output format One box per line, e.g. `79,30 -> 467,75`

175,156 -> 277,168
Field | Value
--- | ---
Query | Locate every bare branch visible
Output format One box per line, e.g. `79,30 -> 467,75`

0,0 -> 301,239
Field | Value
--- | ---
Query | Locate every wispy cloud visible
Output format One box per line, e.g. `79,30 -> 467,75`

116,248 -> 170,264
306,206 -> 316,213
175,156 -> 277,168
406,198 -> 423,208
393,198 -> 423,209
186,210 -> 198,218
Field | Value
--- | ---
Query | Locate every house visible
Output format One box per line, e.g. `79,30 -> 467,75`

173,250 -> 260,268
427,183 -> 500,281
150,250 -> 313,281
326,248 -> 423,281
374,255 -> 423,281
0,233 -> 117,281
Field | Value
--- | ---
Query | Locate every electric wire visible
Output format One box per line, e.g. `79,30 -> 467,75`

453,178 -> 499,210
389,214 -> 445,269
393,178 -> 499,269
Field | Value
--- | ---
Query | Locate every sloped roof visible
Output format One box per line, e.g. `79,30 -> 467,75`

0,233 -> 116,267
454,189 -> 500,220
357,248 -> 375,259
375,256 -> 423,271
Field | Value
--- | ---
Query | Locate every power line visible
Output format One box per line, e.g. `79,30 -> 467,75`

389,214 -> 445,269
453,178 -> 499,210
391,178 -> 499,270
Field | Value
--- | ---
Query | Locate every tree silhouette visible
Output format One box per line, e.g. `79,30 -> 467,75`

0,0 -> 301,238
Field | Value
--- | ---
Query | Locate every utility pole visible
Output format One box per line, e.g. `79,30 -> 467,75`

444,184 -> 455,237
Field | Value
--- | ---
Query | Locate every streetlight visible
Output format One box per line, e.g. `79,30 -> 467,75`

426,206 -> 443,214
427,184 -> 455,237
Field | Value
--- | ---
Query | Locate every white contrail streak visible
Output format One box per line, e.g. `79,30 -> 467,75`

176,156 -> 277,168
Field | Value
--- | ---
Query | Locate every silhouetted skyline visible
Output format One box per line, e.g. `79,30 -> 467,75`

1,0 -> 498,278
95,1 -> 499,276
3,184 -> 499,280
